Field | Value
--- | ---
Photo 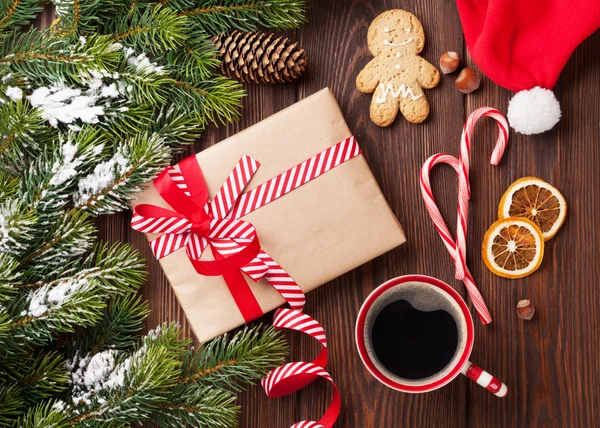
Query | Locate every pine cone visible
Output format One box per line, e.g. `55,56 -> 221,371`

213,31 -> 307,84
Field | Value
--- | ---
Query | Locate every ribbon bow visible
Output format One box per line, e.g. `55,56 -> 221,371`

132,154 -> 303,321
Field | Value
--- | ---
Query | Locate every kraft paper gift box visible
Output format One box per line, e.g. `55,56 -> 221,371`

131,88 -> 406,341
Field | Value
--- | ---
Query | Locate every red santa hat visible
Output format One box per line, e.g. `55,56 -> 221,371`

455,0 -> 600,134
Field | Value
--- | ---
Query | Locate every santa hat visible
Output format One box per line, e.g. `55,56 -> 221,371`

455,0 -> 600,134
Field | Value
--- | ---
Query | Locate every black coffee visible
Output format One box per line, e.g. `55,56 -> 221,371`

371,299 -> 458,380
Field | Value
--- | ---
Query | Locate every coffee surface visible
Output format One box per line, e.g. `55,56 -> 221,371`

372,299 -> 458,380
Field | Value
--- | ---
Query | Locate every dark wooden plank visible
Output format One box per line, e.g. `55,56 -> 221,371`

463,29 -> 600,428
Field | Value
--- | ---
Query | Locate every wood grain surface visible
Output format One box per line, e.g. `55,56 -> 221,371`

95,0 -> 600,426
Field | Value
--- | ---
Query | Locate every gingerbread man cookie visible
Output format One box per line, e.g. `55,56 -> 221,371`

356,10 -> 440,126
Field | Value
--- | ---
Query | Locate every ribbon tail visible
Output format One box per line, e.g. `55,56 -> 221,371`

219,240 -> 304,310
222,270 -> 264,323
260,251 -> 306,312
263,309 -> 339,428
209,240 -> 264,323
240,257 -> 269,281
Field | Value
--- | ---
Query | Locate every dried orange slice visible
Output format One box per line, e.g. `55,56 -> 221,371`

498,177 -> 566,240
482,217 -> 544,279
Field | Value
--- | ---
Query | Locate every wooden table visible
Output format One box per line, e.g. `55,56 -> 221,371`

97,0 -> 600,426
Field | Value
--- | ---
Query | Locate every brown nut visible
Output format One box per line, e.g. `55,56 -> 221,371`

516,299 -> 535,320
455,68 -> 481,93
440,52 -> 460,74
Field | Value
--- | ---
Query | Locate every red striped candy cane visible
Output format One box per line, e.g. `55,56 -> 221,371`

420,108 -> 509,325
455,108 -> 509,280
420,154 -> 492,324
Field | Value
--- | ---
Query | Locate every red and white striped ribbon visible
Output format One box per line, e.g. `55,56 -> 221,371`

167,167 -> 192,196
230,136 -> 360,219
212,155 -> 260,220
263,309 -> 340,428
420,108 -> 509,325
257,251 -> 306,311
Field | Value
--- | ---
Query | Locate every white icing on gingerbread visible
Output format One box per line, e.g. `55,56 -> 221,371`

395,64 -> 401,69
383,38 -> 413,47
375,83 -> 422,103
405,28 -> 411,33
396,52 -> 401,57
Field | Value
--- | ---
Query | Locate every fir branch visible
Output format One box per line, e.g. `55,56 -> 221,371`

149,105 -> 204,149
109,6 -> 189,54
0,384 -> 24,427
165,74 -> 244,125
0,305 -> 12,343
165,30 -> 220,81
19,209 -> 96,275
140,321 -> 191,354
51,0 -> 111,37
0,31 -> 123,84
0,253 -> 21,300
0,172 -> 19,202
66,323 -> 285,427
112,67 -> 173,107
179,325 -> 288,391
74,292 -> 149,356
21,128 -> 106,219
115,64 -> 243,127
0,99 -> 50,173
0,0 -> 304,422
0,0 -> 44,34
19,242 -> 146,295
4,275 -> 107,352
69,324 -> 183,424
15,400 -> 73,428
177,0 -> 306,34
0,199 -> 37,256
0,351 -> 69,406
156,384 -> 238,427
74,132 -> 171,215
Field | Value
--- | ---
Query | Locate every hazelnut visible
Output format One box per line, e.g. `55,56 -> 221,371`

455,68 -> 481,93
439,51 -> 460,74
516,299 -> 535,320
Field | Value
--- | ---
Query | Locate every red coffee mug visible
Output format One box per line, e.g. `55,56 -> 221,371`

355,275 -> 507,396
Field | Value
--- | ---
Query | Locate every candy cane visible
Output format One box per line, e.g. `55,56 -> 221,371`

420,154 -> 492,324
455,108 -> 509,280
420,108 -> 509,325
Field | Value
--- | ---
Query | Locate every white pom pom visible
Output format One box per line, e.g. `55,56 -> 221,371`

507,87 -> 561,135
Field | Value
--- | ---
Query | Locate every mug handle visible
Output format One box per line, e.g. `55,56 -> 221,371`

461,361 -> 508,397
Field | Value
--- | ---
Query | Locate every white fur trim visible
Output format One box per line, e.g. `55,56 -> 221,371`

507,87 -> 561,135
